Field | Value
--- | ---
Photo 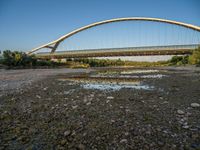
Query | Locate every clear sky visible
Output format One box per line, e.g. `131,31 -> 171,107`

0,0 -> 200,51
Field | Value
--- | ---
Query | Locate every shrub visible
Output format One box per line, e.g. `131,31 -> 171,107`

189,47 -> 200,65
2,50 -> 37,67
169,55 -> 189,65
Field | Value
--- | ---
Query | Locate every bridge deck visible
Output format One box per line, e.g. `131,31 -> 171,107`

36,44 -> 199,59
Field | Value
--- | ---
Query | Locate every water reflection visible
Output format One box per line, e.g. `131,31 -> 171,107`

58,69 -> 166,91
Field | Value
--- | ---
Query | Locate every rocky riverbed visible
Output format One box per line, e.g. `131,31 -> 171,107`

0,67 -> 200,149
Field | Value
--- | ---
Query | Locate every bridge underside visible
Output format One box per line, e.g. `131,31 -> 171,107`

36,49 -> 193,59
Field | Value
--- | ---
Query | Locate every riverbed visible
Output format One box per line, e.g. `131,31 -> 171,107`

0,67 -> 200,149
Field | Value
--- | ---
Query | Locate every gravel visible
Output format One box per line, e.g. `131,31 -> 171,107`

0,67 -> 200,149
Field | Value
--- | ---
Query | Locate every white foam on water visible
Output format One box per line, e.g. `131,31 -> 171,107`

140,74 -> 166,78
120,70 -> 159,74
90,74 -> 166,79
82,83 -> 153,91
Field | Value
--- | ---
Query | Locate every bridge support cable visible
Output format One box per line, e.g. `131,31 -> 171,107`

184,27 -> 188,45
198,32 -> 200,46
195,31 -> 200,45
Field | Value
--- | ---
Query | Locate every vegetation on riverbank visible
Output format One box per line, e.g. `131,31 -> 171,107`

168,46 -> 200,66
72,58 -> 168,67
1,46 -> 200,68
0,50 -> 64,68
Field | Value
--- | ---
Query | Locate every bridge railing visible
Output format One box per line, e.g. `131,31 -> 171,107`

36,44 -> 199,56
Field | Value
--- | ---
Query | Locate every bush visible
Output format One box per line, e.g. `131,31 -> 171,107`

169,55 -> 189,65
36,60 -> 51,66
1,50 -> 62,67
2,50 -> 37,67
73,58 -> 125,67
189,47 -> 200,65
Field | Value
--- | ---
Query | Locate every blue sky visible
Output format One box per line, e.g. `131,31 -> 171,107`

0,0 -> 200,51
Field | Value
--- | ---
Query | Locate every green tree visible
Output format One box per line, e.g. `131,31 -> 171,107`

189,47 -> 200,65
2,50 -> 37,67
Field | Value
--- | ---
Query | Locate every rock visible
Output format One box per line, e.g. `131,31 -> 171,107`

64,91 -> 70,95
106,100 -> 110,103
72,105 -> 78,109
71,130 -> 76,136
162,101 -> 168,104
158,141 -> 164,146
90,94 -> 94,97
111,119 -> 115,123
191,103 -> 200,108
64,131 -> 71,137
177,110 -> 185,115
4,111 -> 8,114
107,96 -> 114,99
36,95 -> 41,99
124,132 -> 129,136
182,125 -> 189,129
120,139 -> 127,143
60,139 -> 66,146
86,102 -> 91,105
77,144 -> 85,150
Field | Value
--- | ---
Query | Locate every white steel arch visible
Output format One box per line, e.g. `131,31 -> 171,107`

28,17 -> 200,54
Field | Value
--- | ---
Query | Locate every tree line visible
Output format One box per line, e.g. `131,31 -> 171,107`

0,46 -> 200,68
0,50 -> 62,67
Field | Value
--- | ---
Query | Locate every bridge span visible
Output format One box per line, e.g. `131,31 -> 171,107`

36,44 -> 199,59
28,17 -> 200,58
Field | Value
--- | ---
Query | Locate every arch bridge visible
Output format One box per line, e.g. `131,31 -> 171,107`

27,17 -> 200,59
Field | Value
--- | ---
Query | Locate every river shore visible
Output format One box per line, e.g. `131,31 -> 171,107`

0,66 -> 200,149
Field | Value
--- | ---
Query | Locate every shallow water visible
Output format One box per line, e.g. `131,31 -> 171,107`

58,69 -> 166,91
90,74 -> 166,79
120,69 -> 159,74
82,83 -> 153,91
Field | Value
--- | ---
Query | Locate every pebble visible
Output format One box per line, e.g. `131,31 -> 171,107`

86,102 -> 91,105
182,125 -> 189,129
60,139 -> 66,146
106,100 -> 110,103
111,119 -> 115,123
72,105 -> 78,109
90,94 -> 94,97
191,103 -> 200,108
120,139 -> 128,143
64,130 -> 71,136
77,144 -> 85,150
124,132 -> 129,136
177,110 -> 185,115
125,109 -> 130,112
64,91 -> 70,95
107,96 -> 114,99
36,95 -> 41,99
162,101 -> 168,104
